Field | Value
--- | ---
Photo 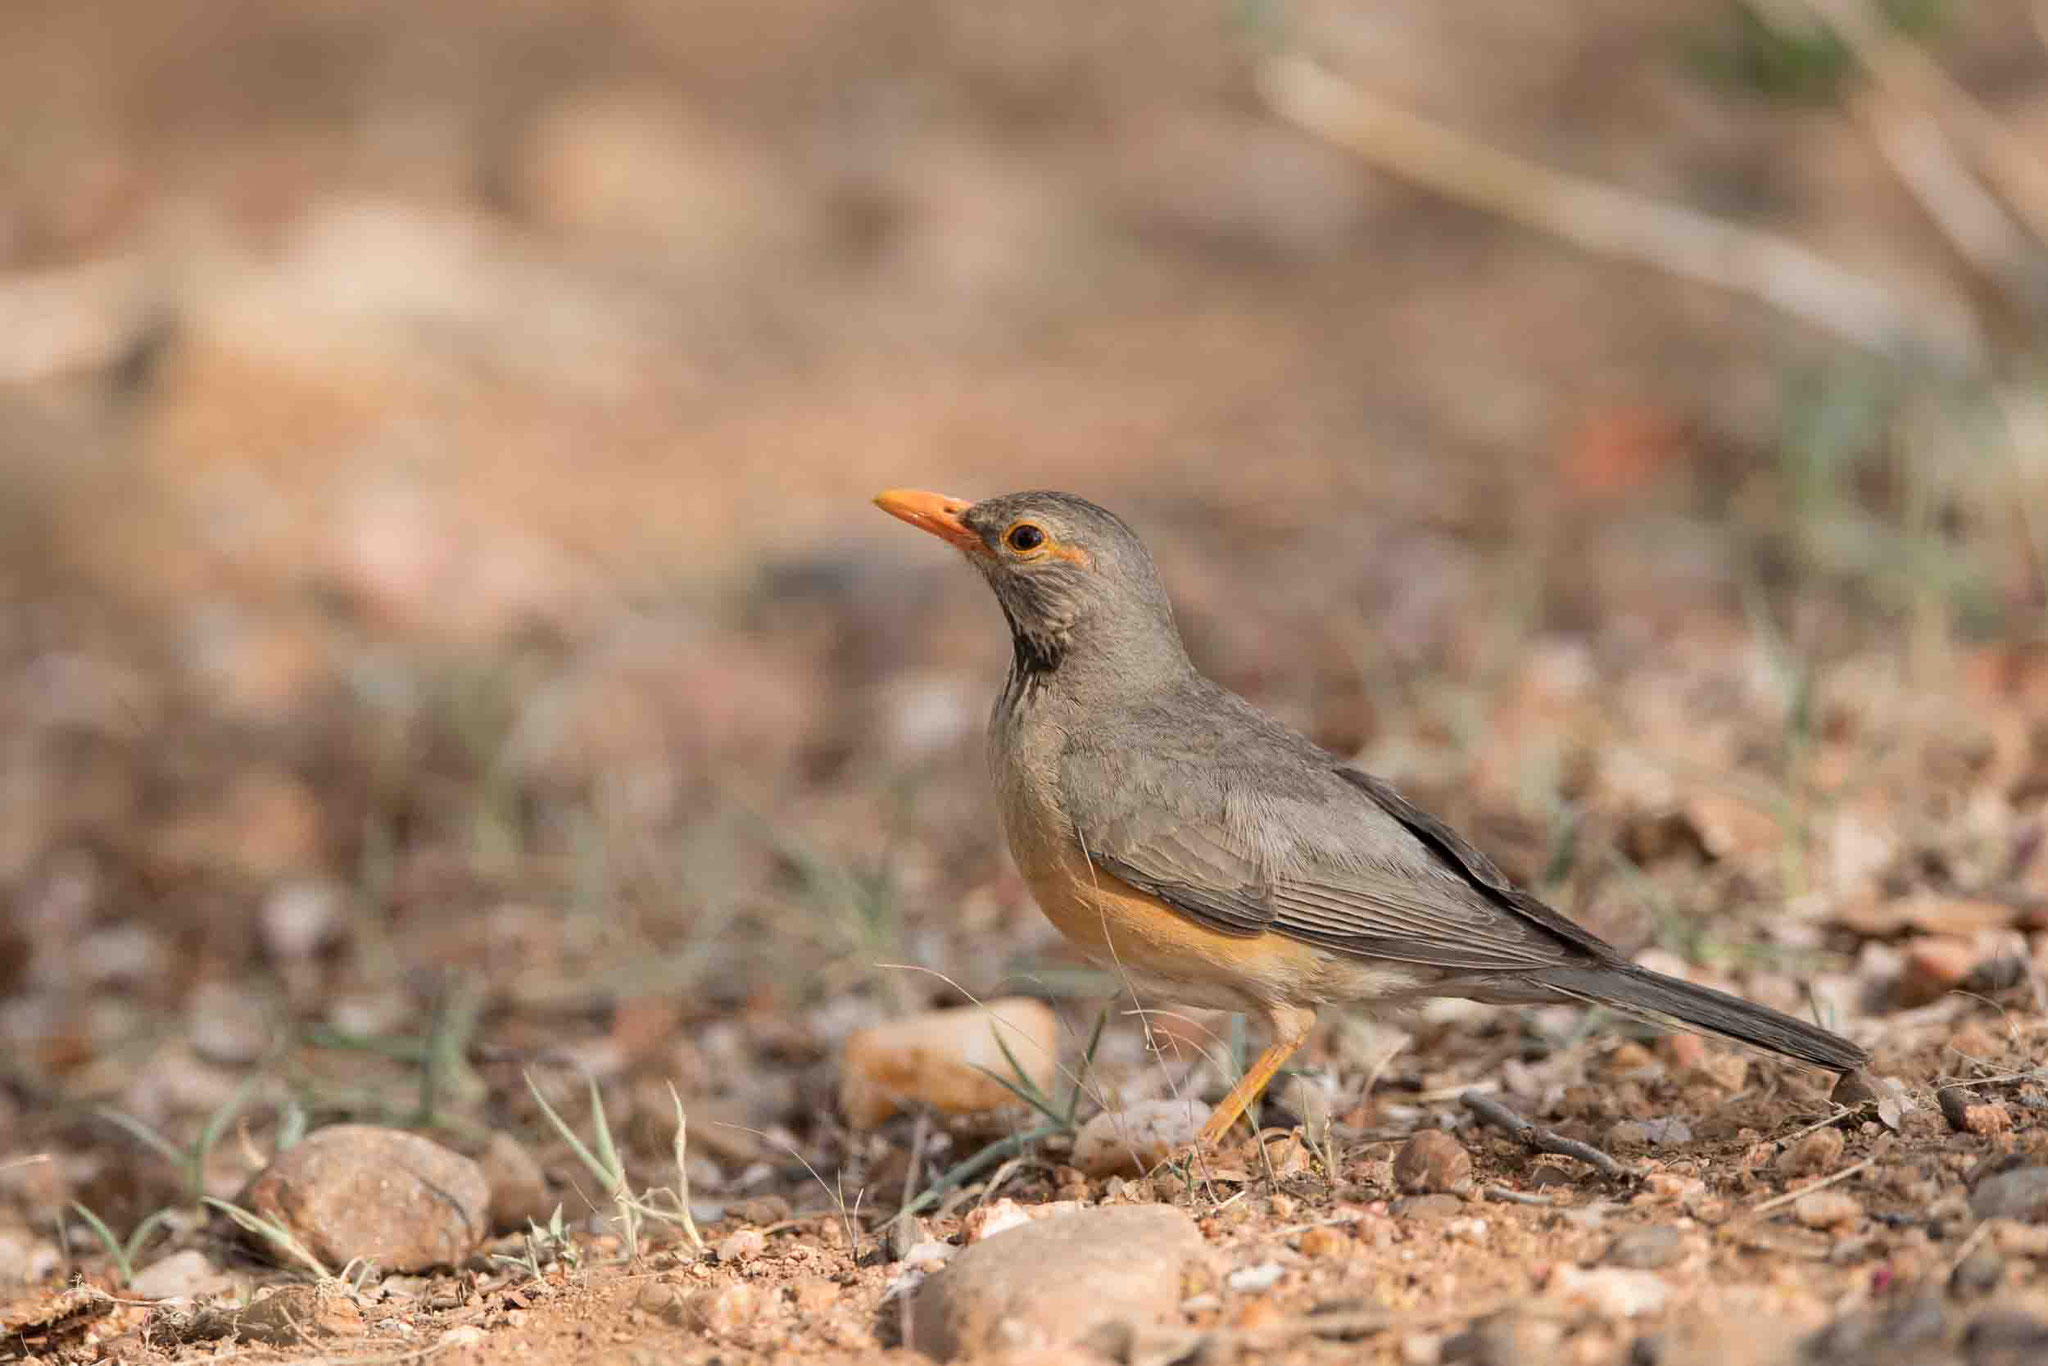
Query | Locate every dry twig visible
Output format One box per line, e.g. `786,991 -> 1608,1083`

1752,1155 -> 1876,1215
1256,54 -> 1980,369
1460,1091 -> 1635,1180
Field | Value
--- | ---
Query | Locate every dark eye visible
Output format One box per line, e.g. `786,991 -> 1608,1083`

1006,523 -> 1046,552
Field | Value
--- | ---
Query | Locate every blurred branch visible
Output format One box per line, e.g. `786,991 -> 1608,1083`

1777,0 -> 2048,251
1256,55 -> 1980,371
1857,98 -> 2048,311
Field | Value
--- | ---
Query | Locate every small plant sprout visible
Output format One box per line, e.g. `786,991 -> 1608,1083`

203,1197 -> 333,1280
523,1071 -> 704,1260
492,1204 -> 580,1283
68,1203 -> 175,1287
99,1074 -> 263,1213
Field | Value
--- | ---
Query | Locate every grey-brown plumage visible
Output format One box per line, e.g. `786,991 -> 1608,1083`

877,487 -> 1867,1141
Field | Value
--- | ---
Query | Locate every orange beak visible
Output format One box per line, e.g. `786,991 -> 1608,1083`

874,488 -> 986,555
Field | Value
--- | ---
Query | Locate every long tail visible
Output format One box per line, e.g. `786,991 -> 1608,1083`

1532,962 -> 1867,1073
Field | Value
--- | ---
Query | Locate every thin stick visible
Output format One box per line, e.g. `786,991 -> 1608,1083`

1782,0 -> 2048,250
1461,1091 -> 1635,1180
1482,1185 -> 1559,1207
1752,1155 -> 1876,1215
1256,54 -> 1979,369
1775,1105 -> 1855,1149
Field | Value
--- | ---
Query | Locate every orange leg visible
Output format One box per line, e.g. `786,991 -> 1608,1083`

1198,1005 -> 1317,1145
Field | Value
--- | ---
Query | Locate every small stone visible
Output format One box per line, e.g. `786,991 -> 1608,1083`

1401,1330 -> 1444,1365
1443,1308 -> 1565,1365
1794,1191 -> 1862,1230
127,1249 -> 229,1301
907,1206 -> 1209,1361
186,982 -> 271,1065
1071,1099 -> 1207,1179
716,1229 -> 766,1263
1298,1225 -> 1349,1259
1970,1168 -> 2048,1223
476,1133 -> 551,1234
260,881 -> 344,961
440,1325 -> 485,1347
684,1282 -> 761,1335
790,1278 -> 840,1313
1897,937 -> 1976,1007
887,1214 -> 925,1262
635,1280 -> 685,1319
237,1124 -> 489,1271
1230,1297 -> 1285,1332
1966,1309 -> 2048,1366
233,1284 -> 365,1344
1607,1122 -> 1650,1148
1392,1194 -> 1464,1221
1605,1227 -> 1687,1270
1394,1131 -> 1472,1194
1950,1246 -> 2005,1298
839,998 -> 1060,1129
1638,1117 -> 1692,1146
1939,1089 -> 2011,1135
1548,1264 -> 1671,1319
962,1199 -> 1034,1244
1227,1263 -> 1284,1293
1776,1129 -> 1844,1178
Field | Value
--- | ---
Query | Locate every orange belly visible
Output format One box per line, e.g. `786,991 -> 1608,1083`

1016,842 -> 1334,1008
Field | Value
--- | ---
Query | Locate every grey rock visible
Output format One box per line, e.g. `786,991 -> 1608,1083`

1969,1167 -> 2048,1223
1949,1246 -> 2004,1298
1967,1309 -> 2048,1366
906,1204 -> 1208,1361
1605,1226 -> 1687,1270
237,1124 -> 488,1272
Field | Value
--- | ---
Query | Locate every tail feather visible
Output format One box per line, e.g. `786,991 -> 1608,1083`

1533,963 -> 1867,1073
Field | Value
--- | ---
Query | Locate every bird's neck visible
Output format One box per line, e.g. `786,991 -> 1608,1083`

1000,608 -> 1192,704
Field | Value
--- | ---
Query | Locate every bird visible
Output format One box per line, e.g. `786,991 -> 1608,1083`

874,488 -> 1868,1146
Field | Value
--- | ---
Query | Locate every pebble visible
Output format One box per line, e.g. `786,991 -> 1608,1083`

476,1132 -> 552,1234
186,982 -> 272,1066
962,1199 -> 1034,1244
1395,1131 -> 1472,1194
685,1282 -> 762,1334
1794,1191 -> 1862,1230
1965,1309 -> 2048,1366
1071,1099 -> 1207,1178
1548,1264 -> 1671,1319
1226,1262 -> 1284,1293
233,1284 -> 366,1344
716,1229 -> 766,1263
259,880 -> 345,961
1392,1194 -> 1464,1221
1298,1225 -> 1349,1259
1969,1168 -> 2048,1223
1605,1226 -> 1687,1270
1776,1128 -> 1844,1178
1938,1088 -> 2012,1136
1950,1246 -> 2005,1298
127,1249 -> 230,1301
907,1205 -> 1209,1361
237,1124 -> 489,1271
839,998 -> 1060,1129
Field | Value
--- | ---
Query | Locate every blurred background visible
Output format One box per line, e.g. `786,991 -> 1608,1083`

5,0 -> 2048,1270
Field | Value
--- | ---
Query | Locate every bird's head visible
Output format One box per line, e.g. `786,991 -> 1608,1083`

875,488 -> 1189,683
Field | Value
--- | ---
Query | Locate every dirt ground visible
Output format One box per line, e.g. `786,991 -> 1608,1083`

7,1 -> 2048,1363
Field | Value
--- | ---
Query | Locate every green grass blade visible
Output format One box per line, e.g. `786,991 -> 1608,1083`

523,1071 -> 609,1188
